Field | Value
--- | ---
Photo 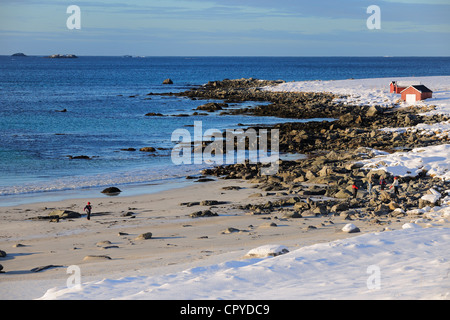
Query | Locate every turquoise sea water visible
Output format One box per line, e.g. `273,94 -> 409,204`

1,56 -> 449,205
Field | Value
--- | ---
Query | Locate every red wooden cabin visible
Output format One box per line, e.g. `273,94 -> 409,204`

389,81 -> 407,94
400,85 -> 433,103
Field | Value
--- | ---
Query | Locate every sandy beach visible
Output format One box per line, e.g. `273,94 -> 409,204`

0,176 -> 417,300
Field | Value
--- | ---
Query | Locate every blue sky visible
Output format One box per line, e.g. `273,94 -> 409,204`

0,0 -> 449,56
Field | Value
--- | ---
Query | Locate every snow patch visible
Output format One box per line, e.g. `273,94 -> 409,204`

358,144 -> 450,181
38,228 -> 450,300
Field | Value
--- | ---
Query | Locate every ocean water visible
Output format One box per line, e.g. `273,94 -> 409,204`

1,56 -> 449,206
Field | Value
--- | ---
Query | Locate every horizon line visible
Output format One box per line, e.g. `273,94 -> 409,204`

4,54 -> 450,58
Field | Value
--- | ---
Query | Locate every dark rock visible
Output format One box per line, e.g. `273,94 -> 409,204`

200,200 -> 223,206
180,201 -> 200,207
30,265 -> 65,273
366,105 -> 383,117
195,178 -> 215,182
101,187 -> 122,195
171,114 -> 190,117
331,203 -> 349,212
135,232 -> 153,240
196,102 -> 228,112
283,211 -> 302,219
145,112 -> 164,116
49,210 -> 81,219
67,155 -> 91,160
221,227 -> 241,234
222,186 -> 242,190
189,210 -> 218,218
83,255 -> 111,261
140,147 -> 156,152
163,78 -> 173,84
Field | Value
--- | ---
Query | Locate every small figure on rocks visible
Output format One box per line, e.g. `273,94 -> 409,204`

352,184 -> 358,199
390,177 -> 400,197
379,176 -> 387,191
84,202 -> 92,220
368,174 -> 376,195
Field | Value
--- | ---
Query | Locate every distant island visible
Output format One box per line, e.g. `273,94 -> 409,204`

11,53 -> 27,57
44,54 -> 78,59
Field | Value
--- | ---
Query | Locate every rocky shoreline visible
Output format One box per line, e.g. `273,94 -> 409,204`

167,78 -> 449,228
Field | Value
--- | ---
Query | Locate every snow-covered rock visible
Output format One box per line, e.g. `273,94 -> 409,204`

244,245 -> 289,258
358,144 -> 450,181
402,223 -> 422,229
421,188 -> 442,204
342,223 -> 360,233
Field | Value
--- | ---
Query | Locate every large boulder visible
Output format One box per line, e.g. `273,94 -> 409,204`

162,78 -> 173,84
49,210 -> 81,219
366,105 -> 383,117
331,202 -> 349,212
334,189 -> 352,199
244,245 -> 289,258
342,223 -> 360,233
101,187 -> 122,195
419,188 -> 441,208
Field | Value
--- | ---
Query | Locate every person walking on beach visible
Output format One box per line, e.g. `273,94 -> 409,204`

390,177 -> 400,197
84,202 -> 92,220
352,184 -> 358,199
379,176 -> 387,190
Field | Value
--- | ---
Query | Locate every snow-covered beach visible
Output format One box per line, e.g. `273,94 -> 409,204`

1,76 -> 449,301
38,227 -> 450,300
265,76 -> 450,115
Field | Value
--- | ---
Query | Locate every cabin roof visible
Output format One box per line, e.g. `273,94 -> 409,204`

401,85 -> 433,93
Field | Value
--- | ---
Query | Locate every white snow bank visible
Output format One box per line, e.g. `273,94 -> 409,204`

381,120 -> 450,140
264,76 -> 450,116
39,227 -> 450,300
358,144 -> 450,181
